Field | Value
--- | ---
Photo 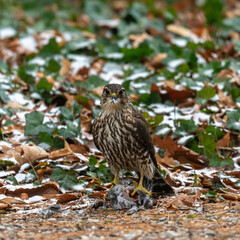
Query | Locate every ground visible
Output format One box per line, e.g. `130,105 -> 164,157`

0,199 -> 239,240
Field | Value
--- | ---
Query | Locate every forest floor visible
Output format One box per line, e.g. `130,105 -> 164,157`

0,197 -> 239,240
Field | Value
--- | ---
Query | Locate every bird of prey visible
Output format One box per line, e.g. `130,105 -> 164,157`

92,84 -> 172,196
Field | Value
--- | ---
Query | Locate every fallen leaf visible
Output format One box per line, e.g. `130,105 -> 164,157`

56,193 -> 78,204
217,132 -> 231,148
0,181 -> 61,197
50,140 -> 73,159
59,58 -> 70,76
129,33 -> 149,48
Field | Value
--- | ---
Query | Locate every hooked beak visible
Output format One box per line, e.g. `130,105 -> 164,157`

111,93 -> 117,103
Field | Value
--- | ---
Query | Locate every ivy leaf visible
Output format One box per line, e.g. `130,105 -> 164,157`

209,155 -> 234,169
36,77 -> 53,92
199,131 -> 216,158
38,38 -> 61,57
88,155 -> 98,171
175,119 -> 198,136
227,109 -> 240,132
24,111 -> 49,136
197,86 -> 216,105
78,75 -> 108,91
0,159 -> 14,167
50,168 -> 78,190
122,41 -> 153,62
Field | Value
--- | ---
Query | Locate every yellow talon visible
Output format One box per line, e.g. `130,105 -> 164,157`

131,175 -> 151,196
104,171 -> 119,198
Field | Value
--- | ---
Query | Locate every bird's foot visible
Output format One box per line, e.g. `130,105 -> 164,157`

104,179 -> 118,198
131,183 -> 151,196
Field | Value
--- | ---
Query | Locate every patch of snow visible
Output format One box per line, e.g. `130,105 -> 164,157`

29,57 -> 46,66
168,59 -> 185,69
0,171 -> 15,178
154,126 -> 171,135
8,92 -> 35,109
0,141 -> 12,148
127,71 -> 152,81
19,163 -> 31,173
72,183 -> 85,191
0,27 -> 16,39
171,38 -> 187,47
19,36 -> 37,52
97,19 -> 120,27
103,52 -> 123,59
177,135 -> 194,145
203,69 -> 213,77
15,173 -> 26,183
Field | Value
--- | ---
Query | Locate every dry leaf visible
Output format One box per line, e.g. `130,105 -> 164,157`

167,24 -> 199,41
129,33 -> 149,48
50,140 -> 73,159
59,58 -> 70,76
217,132 -> 231,148
0,181 -> 61,197
56,193 -> 78,204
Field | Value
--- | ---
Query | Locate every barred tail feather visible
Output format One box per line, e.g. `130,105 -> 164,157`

143,169 -> 174,196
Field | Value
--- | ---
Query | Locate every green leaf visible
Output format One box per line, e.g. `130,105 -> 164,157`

6,176 -> 18,185
84,0 -> 112,21
197,86 -> 216,99
199,131 -> 216,158
60,107 -> 74,122
0,159 -> 14,167
38,38 -> 61,57
205,190 -> 217,198
175,119 -> 198,136
197,86 -> 216,105
18,66 -> 35,85
227,109 -> 240,132
36,77 -> 53,92
88,155 -> 97,171
209,155 -> 234,169
58,128 -> 77,139
50,168 -> 78,190
45,59 -> 61,74
24,111 -> 48,136
0,60 -> 8,74
78,75 -> 108,91
122,41 -> 153,62
201,0 -> 224,26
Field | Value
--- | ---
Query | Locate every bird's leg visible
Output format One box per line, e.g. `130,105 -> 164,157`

104,171 -> 119,198
131,174 -> 151,196
110,171 -> 119,189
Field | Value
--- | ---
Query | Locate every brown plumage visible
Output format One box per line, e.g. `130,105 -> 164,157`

92,84 -> 172,196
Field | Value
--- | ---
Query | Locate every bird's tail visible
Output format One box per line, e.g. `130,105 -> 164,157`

143,168 -> 174,196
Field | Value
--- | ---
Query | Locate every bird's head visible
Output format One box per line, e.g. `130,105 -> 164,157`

100,84 -> 129,113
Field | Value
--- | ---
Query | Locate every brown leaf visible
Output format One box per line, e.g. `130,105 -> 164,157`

166,192 -> 202,209
129,33 -> 149,48
56,193 -> 78,204
167,24 -> 199,41
217,132 -> 231,148
92,86 -> 104,97
59,58 -> 70,76
50,140 -> 73,159
155,150 -> 176,167
152,135 -> 207,169
148,53 -> 167,70
218,90 -> 235,107
0,181 -> 61,197
80,108 -> 92,133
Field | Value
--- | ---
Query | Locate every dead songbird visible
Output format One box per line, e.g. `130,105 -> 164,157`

92,84 -> 173,196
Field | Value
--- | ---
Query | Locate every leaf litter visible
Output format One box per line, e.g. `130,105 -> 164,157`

0,0 -> 240,239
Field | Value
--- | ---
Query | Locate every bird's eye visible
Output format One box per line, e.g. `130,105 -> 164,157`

119,89 -> 125,95
104,88 -> 110,95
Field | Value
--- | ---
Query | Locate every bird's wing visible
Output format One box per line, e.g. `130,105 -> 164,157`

92,117 -> 100,151
132,108 -> 158,168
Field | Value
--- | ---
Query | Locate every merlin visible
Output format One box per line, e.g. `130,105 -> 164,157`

92,84 -> 172,196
